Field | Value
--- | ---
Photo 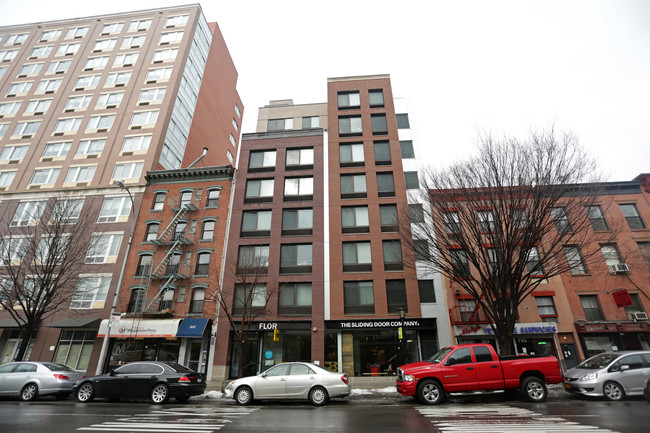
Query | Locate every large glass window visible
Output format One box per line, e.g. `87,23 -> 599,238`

237,245 -> 270,274
337,91 -> 360,108
383,240 -> 403,271
550,207 -> 572,233
338,116 -> 362,135
340,143 -> 364,166
233,284 -> 267,315
580,295 -> 605,321
340,174 -> 366,199
343,241 -> 372,272
286,148 -> 313,168
11,201 -> 46,227
282,208 -> 312,236
245,179 -> 274,203
585,205 -> 609,231
371,114 -> 388,135
377,172 -> 395,197
368,89 -> 384,107
379,204 -> 398,232
248,150 -> 276,171
284,177 -> 313,200
619,204 -> 646,230
373,141 -> 391,165
97,196 -> 131,223
53,330 -> 96,370
280,244 -> 312,274
241,210 -> 272,237
386,279 -> 407,314
564,246 -> 588,275
279,283 -> 312,315
70,276 -> 111,309
85,234 -> 122,264
27,100 -> 53,115
396,113 -> 410,129
344,281 -> 374,314
342,206 -> 369,234
267,118 -> 293,131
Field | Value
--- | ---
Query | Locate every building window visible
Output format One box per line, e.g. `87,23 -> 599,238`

1,237 -> 31,265
146,67 -> 173,81
580,295 -> 605,321
75,74 -> 101,89
125,289 -> 144,313
129,110 -> 158,128
97,197 -> 131,223
52,199 -> 83,225
409,204 -> 425,224
53,117 -> 82,134
344,281 -> 374,314
201,221 -> 215,241
477,210 -> 496,233
29,167 -> 59,185
237,245 -> 270,274
280,244 -> 312,274
373,141 -> 391,165
11,201 -> 46,227
399,140 -> 415,159
46,60 -> 71,74
340,142 -> 364,167
418,280 -> 436,303
286,148 -> 313,169
619,204 -> 646,230
40,29 -> 62,41
160,31 -> 184,44
368,89 -> 384,107
106,72 -> 132,87
166,15 -> 189,26
338,91 -> 360,109
371,114 -> 388,135
153,48 -> 178,62
302,116 -> 319,129
135,255 -> 152,276
379,204 -> 398,232
85,234 -> 122,264
66,27 -> 89,39
279,283 -> 312,315
343,241 -> 372,272
248,150 -> 276,171
6,33 -> 29,44
145,223 -> 159,241
245,179 -> 274,203
84,56 -> 110,69
414,239 -> 430,261
585,205 -> 609,231
0,171 -> 16,188
65,95 -> 92,110
86,114 -> 115,131
383,240 -> 403,271
563,246 -> 588,275
136,88 -> 165,105
624,293 -> 646,318
101,22 -> 124,34
241,210 -> 272,237
451,249 -> 471,277
282,208 -> 312,236
396,113 -> 410,129
122,35 -> 146,48
152,192 -> 166,210
340,174 -> 367,199
112,162 -> 143,181
404,172 -> 419,189
165,254 -> 181,275
600,244 -> 622,268
57,43 -> 80,55
29,46 -> 53,58
267,118 -> 293,131
525,246 -> 544,276
53,330 -> 96,370
172,221 -> 187,241
64,165 -> 96,183
195,253 -> 211,275
377,172 -> 395,197
95,92 -> 124,108
25,99 -> 52,115
459,299 -> 477,322
14,120 -> 42,137
121,135 -> 150,152
341,206 -> 369,234
158,288 -> 174,311
1,145 -> 28,161
338,116 -> 362,135
386,279 -> 407,314
0,101 -> 22,115
550,207 -> 572,233
284,177 -> 313,201
206,189 -> 220,207
535,296 -> 557,322
35,78 -> 62,93
7,81 -> 33,96
233,284 -> 266,316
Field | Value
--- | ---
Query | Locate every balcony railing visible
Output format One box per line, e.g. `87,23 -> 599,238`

449,305 -> 490,325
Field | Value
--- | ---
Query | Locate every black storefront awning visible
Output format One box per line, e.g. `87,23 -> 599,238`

45,317 -> 102,328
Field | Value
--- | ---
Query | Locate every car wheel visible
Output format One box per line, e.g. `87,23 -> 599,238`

417,379 -> 445,405
20,383 -> 38,401
309,386 -> 329,406
603,381 -> 625,401
175,396 -> 190,403
520,376 -> 547,402
151,383 -> 170,404
235,386 -> 253,406
76,382 -> 95,402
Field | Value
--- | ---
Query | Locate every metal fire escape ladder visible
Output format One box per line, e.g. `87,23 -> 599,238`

469,293 -> 485,323
157,205 -> 189,243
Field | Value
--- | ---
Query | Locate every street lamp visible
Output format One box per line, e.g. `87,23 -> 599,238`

95,180 -> 136,374
398,307 -> 406,366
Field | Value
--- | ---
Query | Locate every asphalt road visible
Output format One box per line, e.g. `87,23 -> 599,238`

0,392 -> 648,433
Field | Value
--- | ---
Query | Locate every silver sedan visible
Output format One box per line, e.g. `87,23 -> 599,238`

0,361 -> 85,401
224,362 -> 351,406
563,351 -> 650,401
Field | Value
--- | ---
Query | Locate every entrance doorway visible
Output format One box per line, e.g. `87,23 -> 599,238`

1,339 -> 19,364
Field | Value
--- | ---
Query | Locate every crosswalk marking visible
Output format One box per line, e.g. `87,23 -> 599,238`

416,405 -> 618,433
77,406 -> 258,432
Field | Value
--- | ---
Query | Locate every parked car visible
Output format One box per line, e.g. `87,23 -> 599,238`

644,377 -> 650,403
73,361 -> 206,404
224,362 -> 350,406
0,361 -> 85,401
563,351 -> 650,401
396,343 -> 563,405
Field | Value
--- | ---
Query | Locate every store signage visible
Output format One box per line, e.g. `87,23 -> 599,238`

612,289 -> 633,308
326,318 -> 437,330
454,322 -> 557,336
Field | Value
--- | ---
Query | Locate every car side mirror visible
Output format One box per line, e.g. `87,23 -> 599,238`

260,372 -> 267,378
620,364 -> 630,372
109,369 -> 116,376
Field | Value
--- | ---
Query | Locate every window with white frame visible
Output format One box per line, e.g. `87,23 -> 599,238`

6,33 -> 29,44
25,99 -> 52,114
130,110 -> 159,127
205,189 -> 220,207
146,67 -> 173,81
11,201 -> 46,227
525,246 -> 545,276
0,101 -> 22,116
0,50 -> 19,61
284,177 -> 313,200
42,141 -> 71,158
19,63 -> 43,76
46,60 -> 71,74
1,145 -> 29,161
84,56 -> 109,69
92,39 -> 117,51
64,165 -> 96,183
1,123 -> 11,138
121,35 -> 146,49
1,237 -> 31,265
29,46 -> 52,57
66,27 -> 88,39
121,135 -> 151,152
229,134 -> 237,147
113,52 -> 138,67
35,234 -> 70,264
40,29 -> 62,41
112,161 -> 143,180
29,167 -> 59,185
95,92 -> 123,108
0,67 -> 6,79
7,82 -> 32,95
98,196 -> 131,223
600,244 -> 622,267
74,74 -> 101,89
138,88 -> 166,103
564,246 -> 588,275
166,15 -> 189,27
101,22 -> 124,34
70,275 -> 111,309
128,19 -> 151,32
0,171 -> 16,187
53,117 -> 82,134
85,233 -> 123,264
76,139 -> 106,156
160,31 -> 184,44
56,43 -> 80,56
51,199 -> 84,224
86,114 -> 115,131
152,48 -> 178,62
36,78 -> 62,93
535,296 -> 557,322
105,71 -> 131,86
13,120 -> 41,136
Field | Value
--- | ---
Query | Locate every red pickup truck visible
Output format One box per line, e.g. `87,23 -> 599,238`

396,343 -> 563,404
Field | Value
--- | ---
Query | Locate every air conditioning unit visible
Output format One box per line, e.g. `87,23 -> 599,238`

633,312 -> 648,321
609,263 -> 629,274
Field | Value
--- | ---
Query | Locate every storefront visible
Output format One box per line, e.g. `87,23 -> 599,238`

324,318 -> 438,377
228,321 -> 311,379
575,322 -> 650,359
455,322 -> 559,357
97,317 -> 211,374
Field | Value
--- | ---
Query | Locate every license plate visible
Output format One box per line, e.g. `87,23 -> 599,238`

564,383 -> 571,389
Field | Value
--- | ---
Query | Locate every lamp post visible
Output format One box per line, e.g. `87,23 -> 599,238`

95,180 -> 136,375
398,307 -> 406,367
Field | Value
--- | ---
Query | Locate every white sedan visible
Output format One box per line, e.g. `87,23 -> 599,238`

224,362 -> 350,406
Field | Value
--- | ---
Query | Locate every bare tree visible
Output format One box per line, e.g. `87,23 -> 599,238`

0,195 -> 98,361
404,127 -> 617,355
210,246 -> 277,378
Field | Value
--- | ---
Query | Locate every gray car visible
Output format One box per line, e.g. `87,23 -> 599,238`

0,361 -> 85,401
563,351 -> 650,401
224,362 -> 351,406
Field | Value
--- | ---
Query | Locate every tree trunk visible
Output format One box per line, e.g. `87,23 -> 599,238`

495,328 -> 515,356
237,339 -> 244,378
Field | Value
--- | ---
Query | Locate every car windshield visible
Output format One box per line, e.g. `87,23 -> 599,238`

426,347 -> 454,364
165,362 -> 194,373
42,363 -> 75,372
576,353 -> 619,369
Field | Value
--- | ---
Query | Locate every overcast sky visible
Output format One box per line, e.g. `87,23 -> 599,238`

1,0 -> 648,181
